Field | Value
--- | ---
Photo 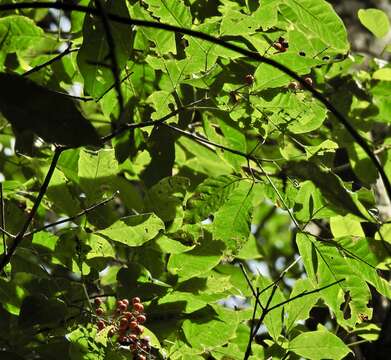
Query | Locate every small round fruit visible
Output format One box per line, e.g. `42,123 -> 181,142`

118,302 -> 127,312
133,303 -> 144,312
122,299 -> 129,307
129,320 -> 138,329
94,298 -> 102,307
108,328 -> 115,337
97,320 -> 105,330
244,74 -> 254,85
137,315 -> 146,324
134,325 -> 144,335
123,311 -> 133,319
138,355 -> 146,360
273,42 -> 285,52
95,308 -> 104,316
132,297 -> 141,305
129,334 -> 138,342
303,76 -> 313,87
120,318 -> 129,329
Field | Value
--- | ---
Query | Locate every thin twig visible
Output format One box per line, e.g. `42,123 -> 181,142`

0,147 -> 64,272
23,45 -> 78,77
0,184 -> 6,255
25,192 -> 118,237
101,97 -> 208,143
95,71 -> 134,103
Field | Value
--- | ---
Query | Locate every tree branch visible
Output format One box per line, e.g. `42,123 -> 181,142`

24,192 -> 118,237
0,147 -> 63,272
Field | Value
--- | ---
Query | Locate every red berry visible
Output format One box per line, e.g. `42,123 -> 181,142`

95,308 -> 104,316
94,298 -> 102,307
118,302 -> 127,312
129,334 -> 138,342
137,315 -> 146,323
132,297 -> 141,305
118,335 -> 126,343
303,76 -> 313,87
138,355 -> 146,360
117,300 -> 124,308
133,303 -> 144,312
134,325 -> 144,335
129,320 -> 138,329
244,74 -> 254,85
119,318 -> 129,329
97,320 -> 105,330
122,299 -> 129,307
273,42 -> 285,52
123,311 -> 133,319
108,328 -> 115,337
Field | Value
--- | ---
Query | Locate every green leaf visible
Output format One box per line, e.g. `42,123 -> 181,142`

286,161 -> 367,218
254,53 -> 322,90
145,176 -> 189,222
255,275 -> 285,340
289,329 -> 351,360
97,213 -> 164,247
130,3 -> 176,54
285,278 -> 319,333
32,231 -> 58,252
144,0 -> 192,28
281,0 -> 349,53
168,235 -> 225,281
186,175 -> 241,222
77,0 -> 132,98
212,180 -> 253,252
373,67 -> 391,81
0,15 -> 45,69
0,73 -> 101,151
19,294 -> 67,328
182,305 -> 239,350
358,9 -> 390,38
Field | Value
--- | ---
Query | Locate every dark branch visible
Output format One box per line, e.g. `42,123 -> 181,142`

0,147 -> 64,272
24,192 -> 118,237
22,44 -> 78,77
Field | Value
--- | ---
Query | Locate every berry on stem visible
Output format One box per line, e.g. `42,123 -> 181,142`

137,315 -> 146,324
119,318 -> 129,329
97,320 -> 105,331
94,298 -> 102,307
132,297 -> 141,305
129,320 -> 138,329
122,299 -> 129,307
95,308 -> 104,316
134,325 -> 144,335
133,303 -> 144,312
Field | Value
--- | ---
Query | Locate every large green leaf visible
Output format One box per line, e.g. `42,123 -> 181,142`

358,8 -> 390,38
289,328 -> 351,360
96,213 -> 164,247
212,180 -> 253,252
0,73 -> 101,152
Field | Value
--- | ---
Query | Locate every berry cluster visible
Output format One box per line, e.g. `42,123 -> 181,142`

94,297 -> 150,360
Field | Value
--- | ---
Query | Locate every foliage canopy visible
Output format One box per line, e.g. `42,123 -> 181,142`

0,1 -> 390,359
